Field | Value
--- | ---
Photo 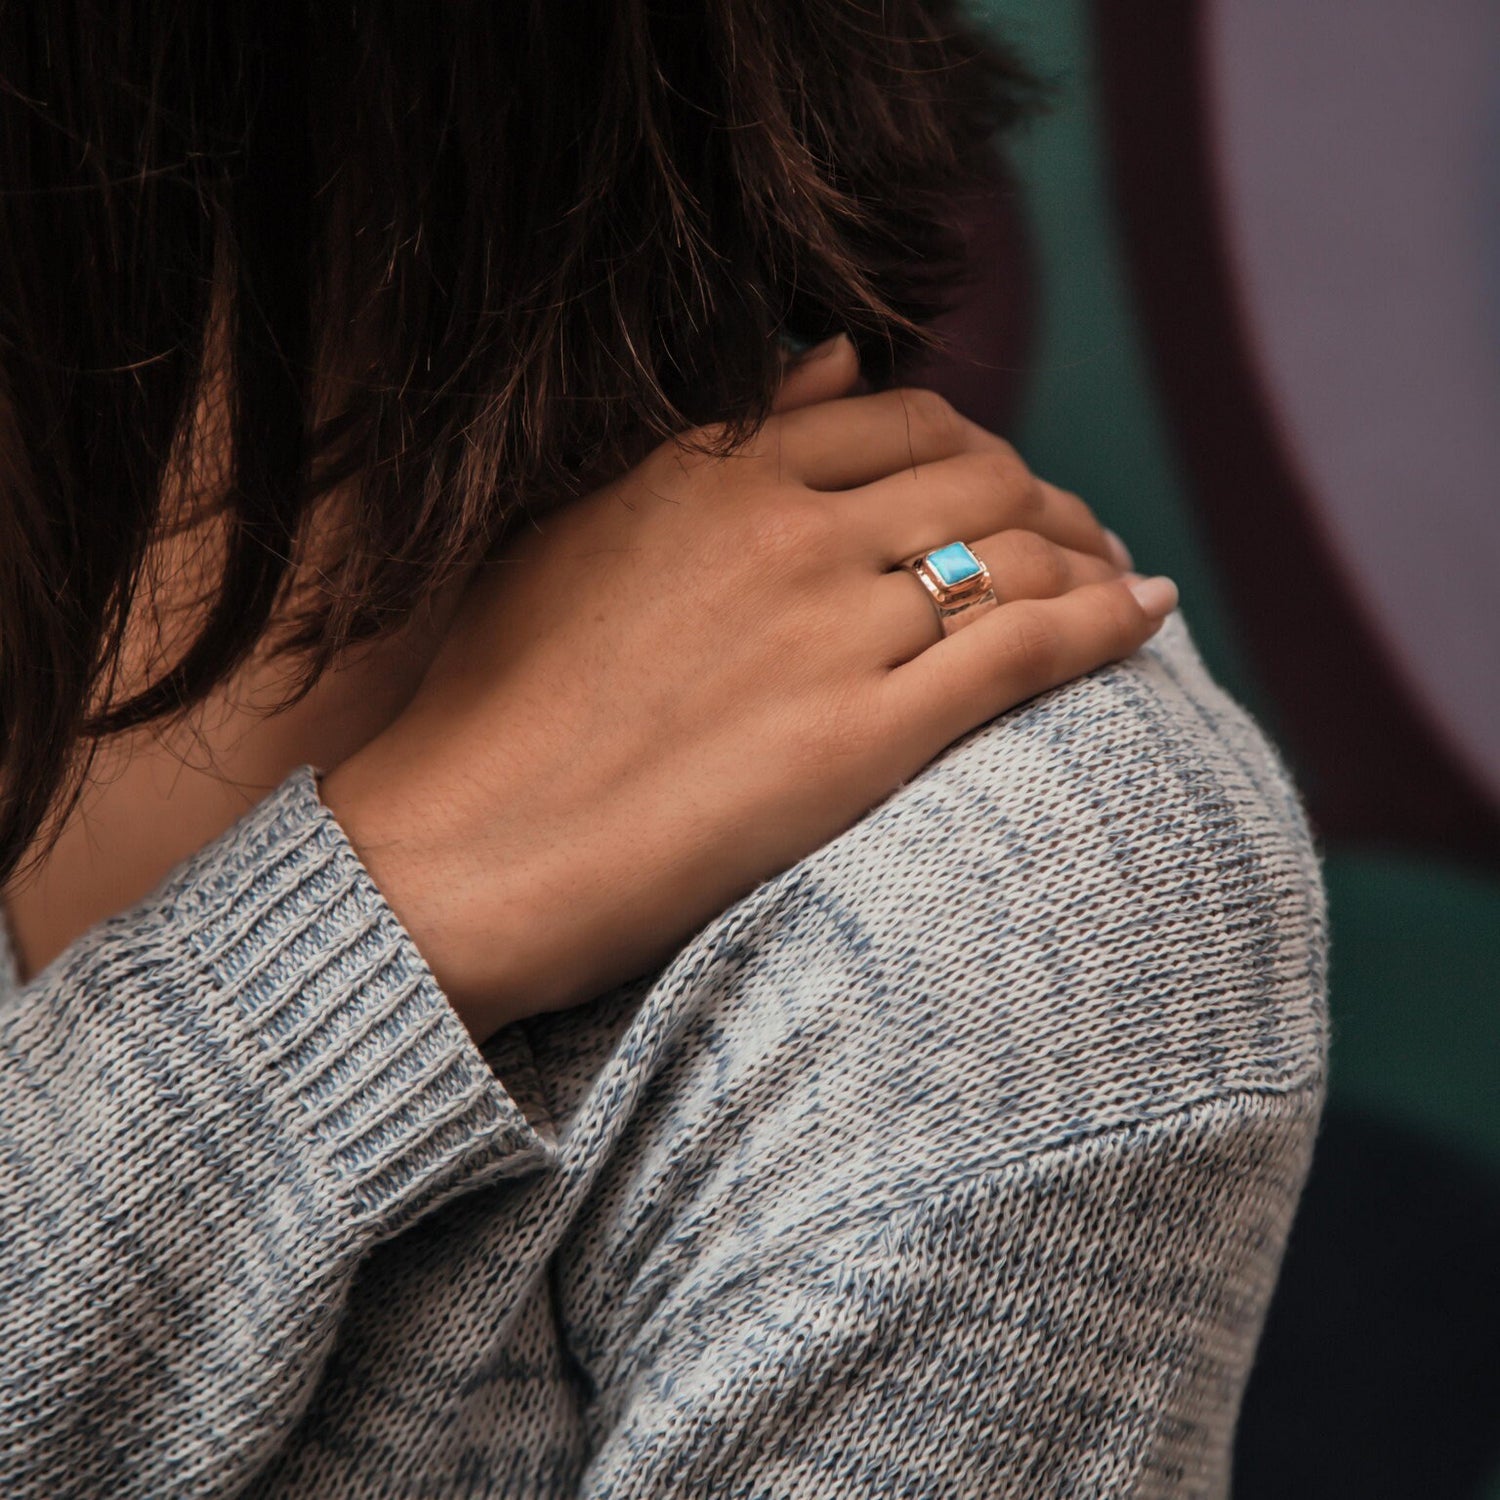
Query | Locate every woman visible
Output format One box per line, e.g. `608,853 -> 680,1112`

0,3 -> 1327,1496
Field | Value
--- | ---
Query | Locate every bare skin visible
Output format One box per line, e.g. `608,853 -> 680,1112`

2,338 -> 1173,1039
1,578 -> 470,987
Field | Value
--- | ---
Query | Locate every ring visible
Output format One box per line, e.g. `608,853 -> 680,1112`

898,541 -> 1000,637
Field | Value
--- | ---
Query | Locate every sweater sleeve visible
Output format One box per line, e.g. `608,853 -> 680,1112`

572,1085 -> 1324,1499
542,612 -> 1329,1498
0,765 -> 556,1500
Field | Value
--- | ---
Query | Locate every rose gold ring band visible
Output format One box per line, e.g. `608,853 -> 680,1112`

899,540 -> 1000,638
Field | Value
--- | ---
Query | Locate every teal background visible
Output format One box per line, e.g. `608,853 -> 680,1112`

974,2 -> 1500,1492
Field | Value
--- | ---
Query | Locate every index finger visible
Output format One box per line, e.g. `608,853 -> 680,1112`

771,386 -> 1010,490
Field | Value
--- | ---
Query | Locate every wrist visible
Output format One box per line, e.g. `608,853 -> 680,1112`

316,751 -> 531,1045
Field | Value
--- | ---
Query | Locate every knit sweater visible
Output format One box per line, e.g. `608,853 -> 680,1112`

0,608 -> 1329,1499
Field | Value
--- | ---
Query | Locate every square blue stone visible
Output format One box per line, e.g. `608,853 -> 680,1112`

926,541 -> 984,587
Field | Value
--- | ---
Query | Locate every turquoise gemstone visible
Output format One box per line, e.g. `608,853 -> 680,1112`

926,541 -> 983,587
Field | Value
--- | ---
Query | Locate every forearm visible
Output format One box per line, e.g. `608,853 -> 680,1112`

0,766 -> 553,1500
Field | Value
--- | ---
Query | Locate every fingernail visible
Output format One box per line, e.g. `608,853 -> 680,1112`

1127,574 -> 1179,617
800,332 -> 848,362
1103,528 -> 1133,570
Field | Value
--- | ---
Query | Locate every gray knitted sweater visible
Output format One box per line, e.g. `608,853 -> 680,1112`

0,609 -> 1328,1499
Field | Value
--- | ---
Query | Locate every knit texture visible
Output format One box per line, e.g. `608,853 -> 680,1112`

0,609 -> 1329,1498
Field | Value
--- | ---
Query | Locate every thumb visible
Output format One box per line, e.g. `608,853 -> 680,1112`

771,332 -> 860,413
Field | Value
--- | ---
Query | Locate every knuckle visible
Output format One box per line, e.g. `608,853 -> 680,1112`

672,416 -> 772,477
988,431 -> 1024,465
666,422 -> 732,472
1012,475 -> 1047,518
1002,528 -> 1066,590
996,602 -> 1058,679
1077,550 -> 1120,585
1085,582 -> 1144,652
1060,485 -> 1093,518
686,417 -> 733,451
738,495 -> 832,566
895,386 -> 961,443
974,450 -> 1026,496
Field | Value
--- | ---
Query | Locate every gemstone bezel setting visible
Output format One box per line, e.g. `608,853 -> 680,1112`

923,541 -> 986,590
899,538 -> 997,635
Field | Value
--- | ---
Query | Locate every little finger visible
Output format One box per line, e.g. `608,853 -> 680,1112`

879,575 -> 1179,757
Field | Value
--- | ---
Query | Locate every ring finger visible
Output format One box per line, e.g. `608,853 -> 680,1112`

866,529 -> 1122,667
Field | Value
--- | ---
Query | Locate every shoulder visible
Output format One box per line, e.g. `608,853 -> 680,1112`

536,616 -> 1331,1456
535,608 -> 1329,1216
707,607 -> 1329,1144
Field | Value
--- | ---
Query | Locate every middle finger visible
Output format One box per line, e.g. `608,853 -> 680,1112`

831,451 -> 1117,568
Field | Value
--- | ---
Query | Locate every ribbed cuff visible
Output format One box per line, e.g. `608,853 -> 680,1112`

171,765 -> 555,1238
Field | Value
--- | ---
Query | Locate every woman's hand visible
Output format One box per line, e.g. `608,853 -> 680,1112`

320,338 -> 1176,1042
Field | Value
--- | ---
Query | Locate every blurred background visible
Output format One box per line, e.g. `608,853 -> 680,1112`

911,3 -> 1500,1495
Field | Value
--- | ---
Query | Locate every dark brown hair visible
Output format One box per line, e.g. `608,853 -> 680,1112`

0,0 -> 1035,888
